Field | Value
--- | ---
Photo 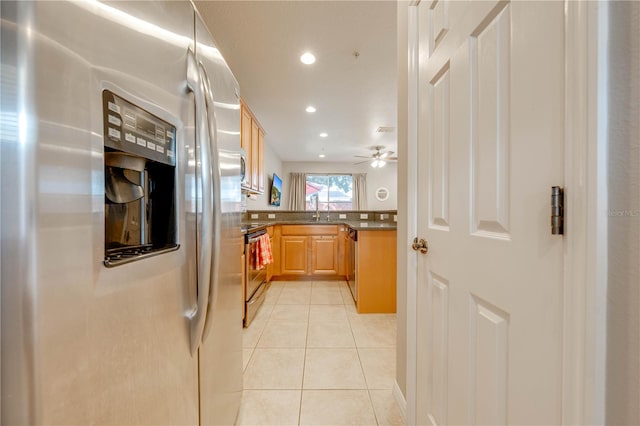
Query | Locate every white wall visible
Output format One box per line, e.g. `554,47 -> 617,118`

279,161 -> 397,210
606,2 -> 640,424
245,140 -> 283,210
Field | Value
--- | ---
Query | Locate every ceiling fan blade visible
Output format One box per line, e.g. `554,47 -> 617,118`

353,159 -> 371,165
353,155 -> 372,159
388,157 -> 398,161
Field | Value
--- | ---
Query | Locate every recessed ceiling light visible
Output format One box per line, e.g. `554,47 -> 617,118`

319,132 -> 328,138
319,154 -> 326,158
306,106 -> 316,113
300,52 -> 316,65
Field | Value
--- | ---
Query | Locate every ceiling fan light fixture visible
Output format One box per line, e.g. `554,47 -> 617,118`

371,159 -> 379,168
378,159 -> 386,167
300,52 -> 316,65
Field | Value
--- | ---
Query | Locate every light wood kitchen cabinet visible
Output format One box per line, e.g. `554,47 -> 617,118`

355,230 -> 397,313
250,119 -> 260,191
280,236 -> 308,275
240,104 -> 252,191
273,224 -> 345,278
258,129 -> 265,193
272,225 -> 281,276
240,99 -> 265,194
337,226 -> 347,275
310,236 -> 338,275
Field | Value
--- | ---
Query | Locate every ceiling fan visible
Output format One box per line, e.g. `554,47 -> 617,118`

353,146 -> 397,168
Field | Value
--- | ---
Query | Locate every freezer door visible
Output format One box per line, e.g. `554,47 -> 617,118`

1,2 -> 199,424
193,10 -> 243,426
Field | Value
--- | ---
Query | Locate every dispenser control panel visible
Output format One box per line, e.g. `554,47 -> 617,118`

102,90 -> 176,166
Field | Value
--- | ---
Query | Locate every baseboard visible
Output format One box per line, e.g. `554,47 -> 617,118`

270,275 -> 347,281
392,381 -> 407,420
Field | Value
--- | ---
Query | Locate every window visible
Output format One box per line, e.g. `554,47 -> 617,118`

305,174 -> 353,211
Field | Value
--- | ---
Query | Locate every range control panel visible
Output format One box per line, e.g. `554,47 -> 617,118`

102,90 -> 176,165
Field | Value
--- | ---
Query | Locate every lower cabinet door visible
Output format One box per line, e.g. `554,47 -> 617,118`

280,236 -> 308,275
310,236 -> 338,275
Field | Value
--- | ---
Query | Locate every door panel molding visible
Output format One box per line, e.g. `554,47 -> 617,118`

428,62 -> 451,231
470,3 -> 511,240
427,272 -> 450,426
468,294 -> 509,426
429,0 -> 449,55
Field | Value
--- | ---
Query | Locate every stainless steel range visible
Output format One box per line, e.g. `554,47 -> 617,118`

244,229 -> 268,327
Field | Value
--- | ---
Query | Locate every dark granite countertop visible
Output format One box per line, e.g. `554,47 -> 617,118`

342,221 -> 398,231
241,220 -> 397,234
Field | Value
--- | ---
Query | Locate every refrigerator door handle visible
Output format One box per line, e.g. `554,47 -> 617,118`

199,61 -> 222,343
186,48 -> 213,354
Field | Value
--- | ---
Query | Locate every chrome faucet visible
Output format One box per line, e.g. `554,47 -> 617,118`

311,194 -> 320,221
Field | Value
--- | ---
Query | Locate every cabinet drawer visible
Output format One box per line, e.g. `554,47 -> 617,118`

281,225 -> 338,236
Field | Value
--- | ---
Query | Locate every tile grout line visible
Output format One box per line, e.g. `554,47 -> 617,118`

242,280 -> 397,425
297,281 -> 313,426
351,312 -> 382,426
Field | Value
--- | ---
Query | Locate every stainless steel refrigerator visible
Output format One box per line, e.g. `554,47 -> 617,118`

1,1 -> 242,424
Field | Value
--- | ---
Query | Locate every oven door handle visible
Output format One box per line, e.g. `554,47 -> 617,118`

247,233 -> 266,244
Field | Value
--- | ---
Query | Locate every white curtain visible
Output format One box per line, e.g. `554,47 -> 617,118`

352,173 -> 367,210
288,172 -> 307,210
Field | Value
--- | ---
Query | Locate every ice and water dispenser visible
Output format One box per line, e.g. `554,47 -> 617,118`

102,90 -> 178,266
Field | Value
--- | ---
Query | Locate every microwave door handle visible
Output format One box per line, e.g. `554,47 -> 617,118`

199,62 -> 223,344
186,48 -> 213,355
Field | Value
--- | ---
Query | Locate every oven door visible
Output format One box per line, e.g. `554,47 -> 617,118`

245,230 -> 267,298
244,230 -> 267,327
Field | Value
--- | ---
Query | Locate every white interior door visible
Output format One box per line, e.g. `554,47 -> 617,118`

415,1 -> 565,424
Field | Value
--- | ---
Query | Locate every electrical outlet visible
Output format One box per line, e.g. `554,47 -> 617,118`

250,214 -> 259,219
360,213 -> 368,219
379,214 -> 388,220
339,214 -> 346,219
267,214 -> 275,219
393,215 -> 397,222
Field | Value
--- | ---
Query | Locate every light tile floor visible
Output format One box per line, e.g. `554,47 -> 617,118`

238,280 -> 404,426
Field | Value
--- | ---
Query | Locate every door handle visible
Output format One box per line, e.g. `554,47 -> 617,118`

412,237 -> 429,254
199,61 -> 222,345
186,48 -> 212,355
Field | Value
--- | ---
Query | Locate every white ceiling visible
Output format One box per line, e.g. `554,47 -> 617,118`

195,1 -> 397,163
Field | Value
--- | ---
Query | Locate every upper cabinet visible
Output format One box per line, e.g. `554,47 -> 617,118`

240,99 -> 265,194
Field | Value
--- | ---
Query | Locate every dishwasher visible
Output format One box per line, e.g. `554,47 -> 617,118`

244,229 -> 268,327
347,227 -> 357,302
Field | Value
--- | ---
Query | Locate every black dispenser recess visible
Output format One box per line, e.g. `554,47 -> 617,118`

102,90 -> 178,267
